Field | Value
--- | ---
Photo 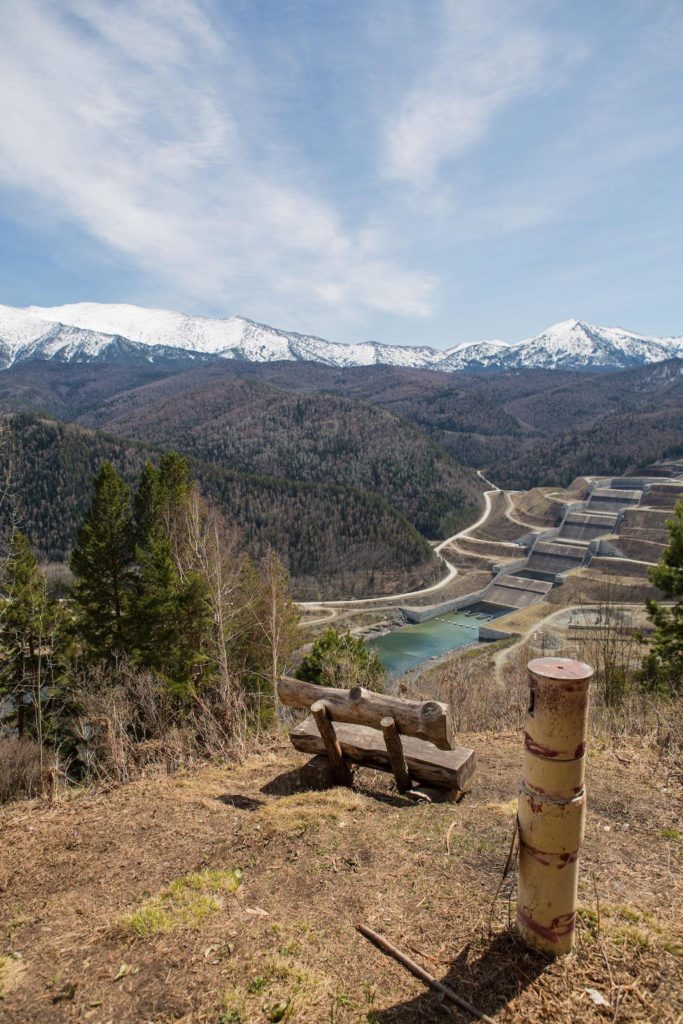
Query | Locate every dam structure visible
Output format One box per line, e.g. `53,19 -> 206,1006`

400,464 -> 683,632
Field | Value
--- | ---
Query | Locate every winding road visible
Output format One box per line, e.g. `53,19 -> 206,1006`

299,476 -> 501,615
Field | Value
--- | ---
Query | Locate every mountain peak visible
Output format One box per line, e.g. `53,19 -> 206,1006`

0,302 -> 680,374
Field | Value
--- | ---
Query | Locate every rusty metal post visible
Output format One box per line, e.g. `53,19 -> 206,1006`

516,657 -> 593,956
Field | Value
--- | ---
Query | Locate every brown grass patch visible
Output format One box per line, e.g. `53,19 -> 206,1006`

0,736 -> 680,1023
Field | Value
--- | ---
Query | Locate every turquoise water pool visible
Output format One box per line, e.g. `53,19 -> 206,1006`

367,604 -> 507,677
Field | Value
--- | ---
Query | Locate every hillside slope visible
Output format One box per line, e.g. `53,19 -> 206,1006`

1,415 -> 440,599
1,737 -> 680,1023
3,356 -> 683,501
76,371 -> 482,538
210,359 -> 683,489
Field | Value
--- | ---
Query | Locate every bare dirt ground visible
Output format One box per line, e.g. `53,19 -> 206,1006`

1,736 -> 681,1024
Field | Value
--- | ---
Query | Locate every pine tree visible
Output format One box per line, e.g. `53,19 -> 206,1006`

296,628 -> 384,692
0,531 -> 58,739
133,462 -> 161,548
641,501 -> 683,693
70,462 -> 134,660
158,452 -> 191,539
131,454 -> 211,693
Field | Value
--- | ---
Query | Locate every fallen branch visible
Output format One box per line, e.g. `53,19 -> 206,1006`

357,924 -> 496,1024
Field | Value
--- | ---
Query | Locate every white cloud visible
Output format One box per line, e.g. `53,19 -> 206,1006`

0,0 -> 435,319
382,0 -> 582,188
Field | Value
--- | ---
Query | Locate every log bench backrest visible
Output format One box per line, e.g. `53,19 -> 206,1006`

278,676 -> 453,750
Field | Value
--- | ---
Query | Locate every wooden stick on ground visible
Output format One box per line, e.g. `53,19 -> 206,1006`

357,924 -> 496,1024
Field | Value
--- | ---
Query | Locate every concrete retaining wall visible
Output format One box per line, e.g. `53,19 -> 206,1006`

590,537 -> 624,557
400,585 -> 490,623
493,557 -> 528,575
479,626 -> 514,641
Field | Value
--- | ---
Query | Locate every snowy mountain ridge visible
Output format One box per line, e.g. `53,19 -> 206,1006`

0,303 -> 681,373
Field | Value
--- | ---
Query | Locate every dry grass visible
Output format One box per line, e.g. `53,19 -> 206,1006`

2,732 -> 680,1023
0,954 -> 26,1000
257,788 -> 369,833
407,654 -> 529,734
414,642 -> 683,757
0,736 -> 54,804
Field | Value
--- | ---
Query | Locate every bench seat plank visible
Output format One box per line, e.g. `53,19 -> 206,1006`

290,715 -> 476,792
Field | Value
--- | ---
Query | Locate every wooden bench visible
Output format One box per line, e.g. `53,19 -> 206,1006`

278,676 -> 477,797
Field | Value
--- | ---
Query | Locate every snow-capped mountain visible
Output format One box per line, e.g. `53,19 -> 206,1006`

0,304 -> 216,369
435,341 -> 509,372
502,319 -> 678,370
0,303 -> 681,374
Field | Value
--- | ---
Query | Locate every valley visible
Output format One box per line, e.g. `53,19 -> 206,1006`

3,10 -> 683,1021
299,463 -> 683,677
0,343 -> 681,603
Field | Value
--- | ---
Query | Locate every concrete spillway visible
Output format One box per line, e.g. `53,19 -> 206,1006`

643,483 -> 683,510
586,487 -> 642,513
558,511 -> 618,543
486,574 -> 553,609
526,540 -> 587,576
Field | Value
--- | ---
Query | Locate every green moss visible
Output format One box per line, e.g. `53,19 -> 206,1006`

661,827 -> 682,841
119,867 -> 242,936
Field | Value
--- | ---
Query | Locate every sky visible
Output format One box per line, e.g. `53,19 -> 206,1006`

0,0 -> 682,348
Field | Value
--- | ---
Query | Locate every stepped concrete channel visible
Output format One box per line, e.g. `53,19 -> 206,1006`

372,467 -> 683,673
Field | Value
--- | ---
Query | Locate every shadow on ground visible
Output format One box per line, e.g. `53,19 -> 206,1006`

371,931 -> 549,1022
216,793 -> 265,811
260,758 -> 420,807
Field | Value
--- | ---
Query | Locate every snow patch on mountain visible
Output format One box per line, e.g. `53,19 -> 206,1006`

504,319 -> 675,370
0,303 -> 681,374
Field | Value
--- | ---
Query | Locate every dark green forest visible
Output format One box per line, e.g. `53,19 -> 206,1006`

77,374 -> 482,538
0,414 -> 439,599
1,356 -> 682,599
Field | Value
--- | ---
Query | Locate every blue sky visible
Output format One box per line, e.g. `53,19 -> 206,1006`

0,0 -> 681,347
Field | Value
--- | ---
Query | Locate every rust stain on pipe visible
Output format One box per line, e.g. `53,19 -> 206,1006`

516,657 -> 592,956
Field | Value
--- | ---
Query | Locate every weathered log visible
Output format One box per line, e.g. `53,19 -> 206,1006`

380,716 -> 412,793
290,715 -> 475,792
278,676 -> 453,750
310,700 -> 354,787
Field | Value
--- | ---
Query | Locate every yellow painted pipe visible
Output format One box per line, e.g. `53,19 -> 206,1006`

516,657 -> 593,956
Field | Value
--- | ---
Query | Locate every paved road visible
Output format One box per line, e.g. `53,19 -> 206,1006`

491,600 -> 646,679
299,479 -> 499,612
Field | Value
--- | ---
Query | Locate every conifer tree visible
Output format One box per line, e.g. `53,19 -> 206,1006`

296,628 -> 384,692
0,531 -> 58,738
641,501 -> 683,693
70,462 -> 134,660
131,454 -> 211,693
133,462 -> 161,548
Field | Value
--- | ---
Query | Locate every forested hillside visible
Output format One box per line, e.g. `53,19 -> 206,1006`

0,415 -> 440,598
199,358 -> 683,489
1,355 -> 682,597
76,373 -> 482,538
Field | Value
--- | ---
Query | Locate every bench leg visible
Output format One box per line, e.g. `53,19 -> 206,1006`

381,716 -> 412,794
311,700 -> 354,787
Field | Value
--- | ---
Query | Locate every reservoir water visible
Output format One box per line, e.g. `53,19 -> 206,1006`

367,602 -> 509,677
